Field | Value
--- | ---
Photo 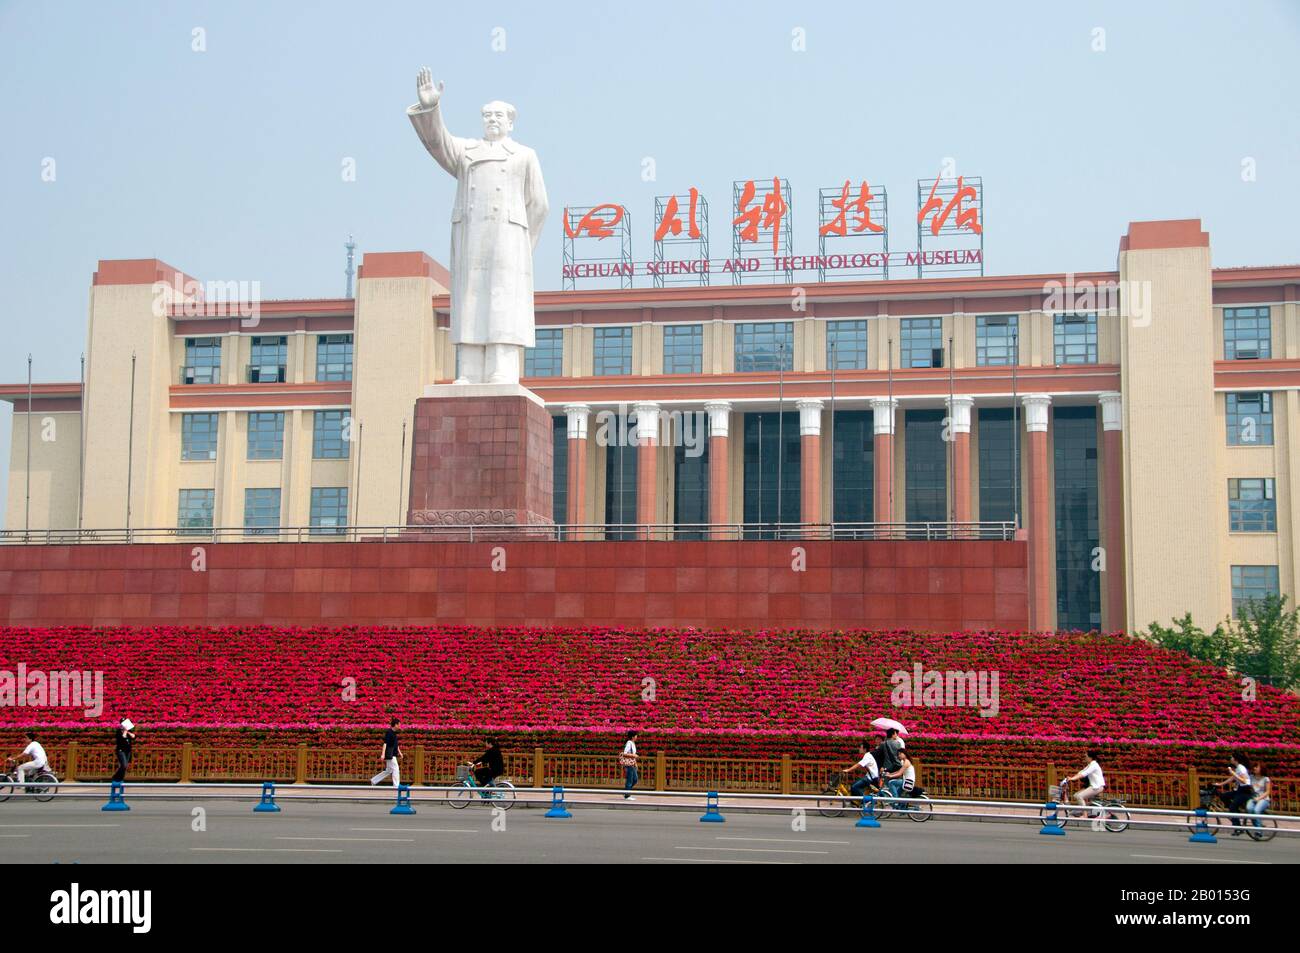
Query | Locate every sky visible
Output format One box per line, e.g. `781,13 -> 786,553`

1,0 -> 1299,507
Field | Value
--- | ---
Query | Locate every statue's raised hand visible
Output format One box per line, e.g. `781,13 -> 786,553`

416,67 -> 444,108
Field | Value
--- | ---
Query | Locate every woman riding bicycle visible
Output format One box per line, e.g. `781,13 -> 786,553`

1247,764 -> 1271,830
1062,748 -> 1106,813
469,738 -> 504,788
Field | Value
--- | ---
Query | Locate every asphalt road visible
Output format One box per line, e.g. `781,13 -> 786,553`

0,796 -> 1295,864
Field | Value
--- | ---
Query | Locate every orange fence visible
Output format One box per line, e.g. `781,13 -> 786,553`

43,744 -> 1297,812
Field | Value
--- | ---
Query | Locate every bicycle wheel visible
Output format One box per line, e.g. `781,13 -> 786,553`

1039,804 -> 1069,830
1247,817 -> 1277,842
872,793 -> 897,821
446,782 -> 473,809
817,786 -> 846,819
906,794 -> 933,823
32,773 -> 57,803
1185,811 -> 1224,835
1101,801 -> 1129,833
488,780 -> 516,810
0,773 -> 14,803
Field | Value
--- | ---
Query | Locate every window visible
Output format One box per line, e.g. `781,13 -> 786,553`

1229,478 -> 1276,532
249,336 -> 287,382
900,318 -> 943,368
551,416 -> 569,528
1224,307 -> 1271,360
1226,392 -> 1274,446
177,489 -> 214,534
182,337 -> 222,384
244,488 -> 281,536
181,413 -> 219,461
313,410 -> 350,459
831,410 -> 874,523
742,412 -> 800,536
316,334 -> 353,381
309,487 -> 349,535
604,442 -> 637,540
735,322 -> 794,372
1054,313 -> 1097,365
1053,406 -> 1100,630
663,324 -> 704,374
593,326 -> 633,376
1231,565 -> 1279,613
246,412 -> 285,460
827,320 -> 869,370
904,409 -> 946,523
978,407 -> 1020,523
976,315 -> 1019,366
525,328 -> 564,377
674,437 -> 710,539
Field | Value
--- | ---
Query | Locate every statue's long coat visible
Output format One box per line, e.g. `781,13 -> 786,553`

407,101 -> 548,346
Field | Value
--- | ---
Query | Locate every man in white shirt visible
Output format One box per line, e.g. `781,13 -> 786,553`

845,739 -> 880,799
9,731 -> 49,785
1064,748 -> 1106,809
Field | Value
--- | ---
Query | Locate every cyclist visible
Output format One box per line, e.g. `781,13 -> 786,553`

1219,752 -> 1254,835
884,749 -> 918,807
471,737 -> 504,788
8,731 -> 48,786
843,738 -> 880,799
1062,748 -> 1106,815
1247,765 -> 1271,830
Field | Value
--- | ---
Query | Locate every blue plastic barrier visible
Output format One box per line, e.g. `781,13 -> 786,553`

699,791 -> 725,823
544,785 -> 572,818
1187,808 -> 1218,844
855,793 -> 881,828
253,781 -> 282,813
101,780 -> 130,812
1039,800 -> 1066,836
389,783 -> 416,815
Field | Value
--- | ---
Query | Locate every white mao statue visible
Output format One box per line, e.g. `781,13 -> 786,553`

407,67 -> 549,385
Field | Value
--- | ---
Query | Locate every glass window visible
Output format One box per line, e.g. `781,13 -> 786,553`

552,415 -> 568,527
313,410 -> 350,459
976,315 -> 1019,366
1053,406 -> 1100,630
181,413 -> 219,461
663,324 -> 704,374
525,328 -> 564,378
177,489 -> 214,534
316,334 -> 353,381
243,488 -> 281,536
249,336 -> 287,383
1224,307 -> 1271,360
246,411 -> 285,460
1231,565 -> 1279,614
593,326 -> 633,376
1229,478 -> 1276,532
309,487 -> 349,535
1054,313 -> 1097,365
831,410 -> 874,523
735,322 -> 794,372
978,407 -> 1020,523
900,318 -> 943,369
673,437 -> 710,539
1226,392 -> 1274,446
904,409 -> 946,523
604,442 -> 638,540
826,320 -> 869,370
743,411 -> 800,537
183,337 -> 222,384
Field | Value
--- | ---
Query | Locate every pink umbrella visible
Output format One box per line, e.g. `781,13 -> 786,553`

871,717 -> 909,735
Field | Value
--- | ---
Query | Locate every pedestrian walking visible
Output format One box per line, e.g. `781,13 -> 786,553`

112,718 -> 135,782
620,729 -> 639,800
369,717 -> 403,787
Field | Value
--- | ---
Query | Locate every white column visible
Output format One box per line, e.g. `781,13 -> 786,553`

633,401 -> 661,444
870,396 -> 897,435
796,398 -> 824,436
1098,391 -> 1123,431
705,400 -> 731,439
945,394 -> 974,433
1022,394 -> 1051,432
564,403 -> 590,440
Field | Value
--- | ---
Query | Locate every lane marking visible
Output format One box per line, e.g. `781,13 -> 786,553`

642,856 -> 793,864
349,827 -> 478,834
675,845 -> 828,855
0,824 -> 121,829
276,836 -> 414,843
1129,853 -> 1270,865
0,834 -> 32,838
716,836 -> 851,845
190,847 -> 343,853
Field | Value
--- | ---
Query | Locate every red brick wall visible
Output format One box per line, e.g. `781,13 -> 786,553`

0,540 -> 1028,629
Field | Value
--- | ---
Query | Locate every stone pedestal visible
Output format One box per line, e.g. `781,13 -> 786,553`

406,383 -> 554,531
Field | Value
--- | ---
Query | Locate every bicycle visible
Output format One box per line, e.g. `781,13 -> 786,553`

0,759 -> 59,803
1185,786 -> 1276,842
874,782 -> 934,823
446,763 -> 516,810
817,770 -> 876,818
1039,779 -> 1129,832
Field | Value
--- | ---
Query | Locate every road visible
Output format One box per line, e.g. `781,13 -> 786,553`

0,796 -> 1294,863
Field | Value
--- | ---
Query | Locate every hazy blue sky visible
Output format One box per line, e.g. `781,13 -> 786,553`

2,0 -> 1298,508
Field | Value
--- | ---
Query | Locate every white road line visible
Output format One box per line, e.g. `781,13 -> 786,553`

676,845 -> 829,855
642,856 -> 793,864
716,836 -> 851,845
1129,853 -> 1270,865
0,834 -> 32,838
0,824 -> 120,829
190,847 -> 344,854
349,827 -> 478,834
275,836 -> 414,843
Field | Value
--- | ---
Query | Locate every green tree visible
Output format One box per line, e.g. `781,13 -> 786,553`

1141,596 -> 1300,691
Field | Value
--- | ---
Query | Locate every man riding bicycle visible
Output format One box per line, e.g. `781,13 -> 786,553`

8,731 -> 49,786
842,738 -> 881,799
470,738 -> 504,788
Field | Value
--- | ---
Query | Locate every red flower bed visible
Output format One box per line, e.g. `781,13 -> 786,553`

2,626 -> 1298,770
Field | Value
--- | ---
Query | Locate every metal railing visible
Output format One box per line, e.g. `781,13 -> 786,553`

0,520 -> 1019,545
